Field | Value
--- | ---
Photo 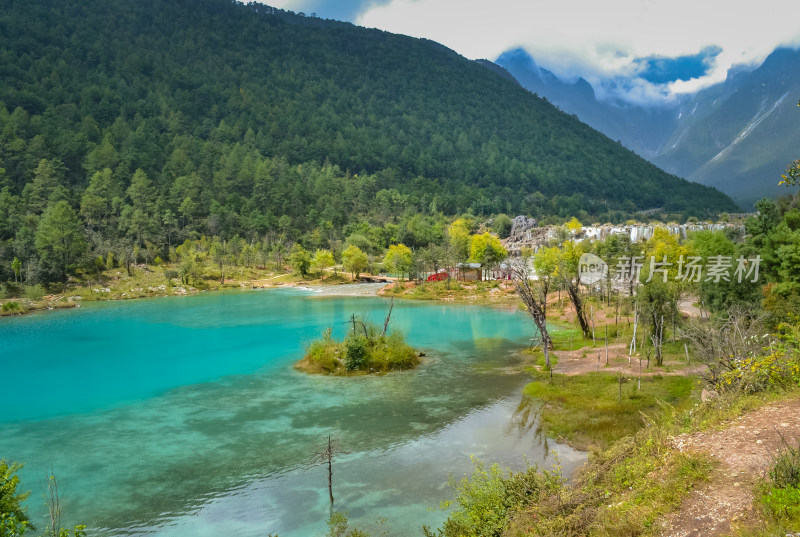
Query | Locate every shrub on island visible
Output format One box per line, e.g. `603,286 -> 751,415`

298,325 -> 421,375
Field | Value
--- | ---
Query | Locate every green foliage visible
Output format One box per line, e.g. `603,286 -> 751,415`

0,0 -> 736,285
22,285 -> 46,300
344,336 -> 369,371
716,321 -> 800,393
780,159 -> 800,187
769,437 -> 800,490
178,255 -> 197,285
759,436 -> 800,525
34,201 -> 87,282
383,244 -> 413,279
760,485 -> 800,521
163,269 -> 178,284
468,232 -> 507,268
492,214 -> 512,239
311,249 -> 335,278
325,511 -> 368,537
485,403 -> 713,537
0,0 -> 733,225
0,460 -> 31,537
10,258 -> 21,283
447,219 -> 473,263
683,229 -> 760,314
289,244 -> 311,277
1,302 -> 23,314
428,458 -> 563,537
342,245 -> 368,279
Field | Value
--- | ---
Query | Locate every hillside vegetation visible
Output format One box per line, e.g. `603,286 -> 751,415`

0,0 -> 737,284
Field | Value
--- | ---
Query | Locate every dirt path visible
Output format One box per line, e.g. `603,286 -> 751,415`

660,396 -> 800,536
678,298 -> 704,319
550,342 -> 706,377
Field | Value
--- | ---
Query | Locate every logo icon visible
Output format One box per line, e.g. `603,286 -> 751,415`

579,253 -> 608,285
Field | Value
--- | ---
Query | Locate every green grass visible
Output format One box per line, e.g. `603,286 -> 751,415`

524,371 -> 698,451
733,430 -> 800,536
546,325 -> 586,351
0,301 -> 24,314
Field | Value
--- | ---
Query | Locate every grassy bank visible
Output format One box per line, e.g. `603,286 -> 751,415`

430,385 -> 800,537
524,370 -> 697,451
379,279 -> 519,305
427,309 -> 800,536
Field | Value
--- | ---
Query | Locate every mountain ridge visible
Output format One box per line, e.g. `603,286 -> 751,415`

496,46 -> 800,208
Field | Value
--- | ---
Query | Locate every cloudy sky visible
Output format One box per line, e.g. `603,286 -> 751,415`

264,0 -> 800,104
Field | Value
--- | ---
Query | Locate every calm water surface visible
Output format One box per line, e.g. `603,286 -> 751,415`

0,287 -> 583,536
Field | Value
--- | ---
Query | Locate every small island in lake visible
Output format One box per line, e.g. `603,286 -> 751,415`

296,318 -> 422,375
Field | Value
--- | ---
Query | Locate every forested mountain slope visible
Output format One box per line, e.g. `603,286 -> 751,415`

0,0 -> 736,267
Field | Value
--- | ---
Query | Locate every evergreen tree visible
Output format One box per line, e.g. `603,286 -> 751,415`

35,200 -> 87,282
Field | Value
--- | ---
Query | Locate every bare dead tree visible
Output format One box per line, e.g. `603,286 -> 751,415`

348,314 -> 369,338
563,276 -> 591,339
509,255 -> 554,378
311,435 -> 349,505
680,308 -> 769,389
382,297 -> 394,336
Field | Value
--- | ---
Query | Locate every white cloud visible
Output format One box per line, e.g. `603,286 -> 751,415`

355,0 -> 800,102
263,0 -> 313,11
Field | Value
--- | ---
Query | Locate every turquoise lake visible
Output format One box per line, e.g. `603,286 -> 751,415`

0,286 -> 584,536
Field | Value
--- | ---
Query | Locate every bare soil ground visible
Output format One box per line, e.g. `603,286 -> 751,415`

550,342 -> 706,377
660,396 -> 800,536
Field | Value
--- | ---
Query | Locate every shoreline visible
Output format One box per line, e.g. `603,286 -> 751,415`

0,269 -> 522,319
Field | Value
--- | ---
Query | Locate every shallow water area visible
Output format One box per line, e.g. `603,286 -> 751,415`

0,288 -> 583,536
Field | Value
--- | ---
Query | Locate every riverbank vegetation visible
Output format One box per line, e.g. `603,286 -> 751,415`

427,326 -> 800,536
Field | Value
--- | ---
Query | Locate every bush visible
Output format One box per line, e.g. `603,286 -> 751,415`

23,284 -> 46,300
305,329 -> 339,373
382,331 -> 418,369
760,437 -> 800,523
300,323 -> 419,375
344,336 -> 368,371
426,458 -> 563,537
1,301 -> 23,314
163,269 -> 179,284
769,437 -> 800,489
683,313 -> 800,394
716,321 -> 800,393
